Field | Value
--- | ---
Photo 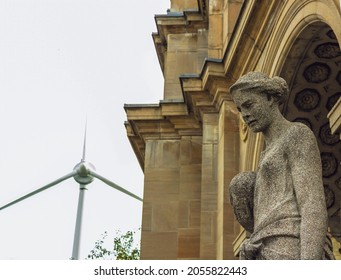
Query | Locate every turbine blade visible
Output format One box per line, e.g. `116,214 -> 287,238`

82,118 -> 87,162
90,171 -> 143,201
0,171 -> 76,211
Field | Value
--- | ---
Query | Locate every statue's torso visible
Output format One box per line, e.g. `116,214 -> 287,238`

254,128 -> 301,231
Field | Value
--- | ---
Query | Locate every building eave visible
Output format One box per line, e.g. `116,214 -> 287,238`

178,0 -> 286,122
124,101 -> 202,170
125,0 -> 286,170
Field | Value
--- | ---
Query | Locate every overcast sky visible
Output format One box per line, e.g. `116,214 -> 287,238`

0,0 -> 169,259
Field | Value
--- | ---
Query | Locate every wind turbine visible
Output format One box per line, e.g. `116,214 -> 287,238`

0,124 -> 143,260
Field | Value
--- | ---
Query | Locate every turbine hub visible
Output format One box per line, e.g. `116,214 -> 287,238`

73,161 -> 96,185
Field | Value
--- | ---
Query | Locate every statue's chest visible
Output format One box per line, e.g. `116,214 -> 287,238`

258,145 -> 289,179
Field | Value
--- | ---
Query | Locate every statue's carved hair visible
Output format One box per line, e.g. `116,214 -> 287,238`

229,72 -> 289,105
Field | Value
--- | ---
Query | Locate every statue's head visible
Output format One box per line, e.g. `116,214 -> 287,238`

229,72 -> 289,133
229,171 -> 256,233
230,72 -> 289,105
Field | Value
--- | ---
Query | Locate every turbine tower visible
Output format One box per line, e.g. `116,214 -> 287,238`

0,124 -> 142,260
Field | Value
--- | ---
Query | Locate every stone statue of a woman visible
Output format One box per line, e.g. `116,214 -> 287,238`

229,72 -> 334,260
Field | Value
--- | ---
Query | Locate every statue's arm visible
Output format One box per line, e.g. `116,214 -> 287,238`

289,125 -> 327,259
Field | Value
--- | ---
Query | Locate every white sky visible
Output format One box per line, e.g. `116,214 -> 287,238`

0,0 -> 170,259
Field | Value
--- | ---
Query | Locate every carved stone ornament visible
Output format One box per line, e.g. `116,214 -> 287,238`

294,89 -> 320,111
314,43 -> 341,59
321,152 -> 338,178
303,62 -> 330,83
319,123 -> 340,146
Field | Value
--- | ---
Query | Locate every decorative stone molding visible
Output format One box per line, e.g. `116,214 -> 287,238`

124,101 -> 202,170
328,97 -> 341,136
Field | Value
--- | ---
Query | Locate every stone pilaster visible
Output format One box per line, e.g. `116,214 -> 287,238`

219,100 -> 240,259
200,113 -> 219,259
178,136 -> 202,259
141,139 -> 181,259
140,135 -> 203,259
208,0 -> 224,59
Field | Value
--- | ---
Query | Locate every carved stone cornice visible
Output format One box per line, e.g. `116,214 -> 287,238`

124,101 -> 202,170
178,59 -> 232,125
177,0 -> 285,123
125,0 -> 288,168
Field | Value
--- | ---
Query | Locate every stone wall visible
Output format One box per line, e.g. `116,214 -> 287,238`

125,0 -> 341,259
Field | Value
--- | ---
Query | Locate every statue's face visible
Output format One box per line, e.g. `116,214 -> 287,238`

232,90 -> 274,133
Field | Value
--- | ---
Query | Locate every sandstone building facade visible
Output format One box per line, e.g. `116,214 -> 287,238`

125,0 -> 341,259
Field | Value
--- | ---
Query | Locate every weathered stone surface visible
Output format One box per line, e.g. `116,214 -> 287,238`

125,0 -> 341,260
229,172 -> 256,233
230,72 -> 333,260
